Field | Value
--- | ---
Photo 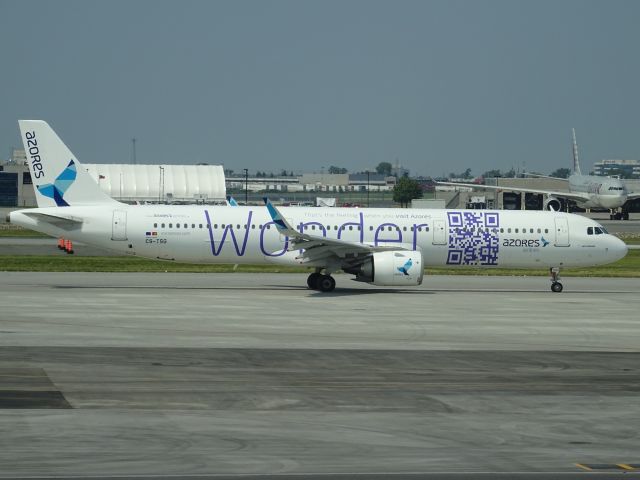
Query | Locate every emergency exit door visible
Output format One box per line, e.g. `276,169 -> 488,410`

432,219 -> 447,245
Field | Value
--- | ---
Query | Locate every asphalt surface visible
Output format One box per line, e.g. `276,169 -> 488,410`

0,272 -> 639,478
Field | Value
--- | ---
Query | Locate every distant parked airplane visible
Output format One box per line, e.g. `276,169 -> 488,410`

439,129 -> 640,219
9,120 -> 627,293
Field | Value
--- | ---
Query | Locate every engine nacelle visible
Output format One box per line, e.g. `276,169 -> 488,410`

544,196 -> 562,211
351,250 -> 424,286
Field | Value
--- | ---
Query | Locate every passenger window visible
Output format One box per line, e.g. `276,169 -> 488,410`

184,223 -> 188,228
544,229 -> 549,233
236,224 -> 240,229
192,223 -> 195,228
153,223 -> 158,228
161,223 -> 165,228
176,223 -> 180,228
349,226 -> 353,230
508,228 -> 511,233
537,228 -> 541,234
311,225 -> 315,230
169,223 -> 173,228
515,228 -> 518,233
369,226 -> 373,231
530,229 -> 534,233
403,226 -> 407,231
221,224 -> 225,228
251,225 -> 255,229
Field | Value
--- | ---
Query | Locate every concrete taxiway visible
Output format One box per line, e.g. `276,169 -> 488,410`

0,272 -> 639,478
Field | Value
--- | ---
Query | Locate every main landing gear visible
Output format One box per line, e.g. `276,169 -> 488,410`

307,269 -> 336,292
550,267 -> 563,293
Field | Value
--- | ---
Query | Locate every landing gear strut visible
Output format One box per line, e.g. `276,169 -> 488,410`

306,269 -> 336,292
550,267 -> 563,293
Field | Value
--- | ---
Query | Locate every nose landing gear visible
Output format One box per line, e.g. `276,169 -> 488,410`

550,267 -> 563,293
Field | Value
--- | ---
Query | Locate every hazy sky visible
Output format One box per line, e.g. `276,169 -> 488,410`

2,0 -> 639,177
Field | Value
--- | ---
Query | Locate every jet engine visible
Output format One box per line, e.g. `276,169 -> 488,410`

544,196 -> 562,211
348,250 -> 424,286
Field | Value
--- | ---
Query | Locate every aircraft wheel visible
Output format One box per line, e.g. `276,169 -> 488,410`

307,272 -> 321,290
551,282 -> 563,293
316,274 -> 336,292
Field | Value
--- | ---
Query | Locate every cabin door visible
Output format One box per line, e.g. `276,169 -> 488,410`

112,210 -> 128,241
554,218 -> 569,247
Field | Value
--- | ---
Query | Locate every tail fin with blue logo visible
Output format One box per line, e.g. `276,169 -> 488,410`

18,120 -> 118,207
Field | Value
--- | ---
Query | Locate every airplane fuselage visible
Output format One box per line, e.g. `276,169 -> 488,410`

10,205 -> 627,269
568,173 -> 627,209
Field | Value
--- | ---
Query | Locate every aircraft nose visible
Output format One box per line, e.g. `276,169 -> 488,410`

607,236 -> 628,263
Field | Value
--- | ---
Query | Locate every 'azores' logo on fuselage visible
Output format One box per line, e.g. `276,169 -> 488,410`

36,160 -> 77,207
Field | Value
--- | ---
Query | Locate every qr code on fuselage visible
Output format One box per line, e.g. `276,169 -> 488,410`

446,211 -> 500,265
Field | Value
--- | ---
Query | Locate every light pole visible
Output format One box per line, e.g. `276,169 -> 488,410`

158,166 -> 165,203
366,170 -> 370,207
243,168 -> 249,205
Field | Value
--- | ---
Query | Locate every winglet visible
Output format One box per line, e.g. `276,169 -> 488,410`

226,195 -> 239,206
263,197 -> 295,234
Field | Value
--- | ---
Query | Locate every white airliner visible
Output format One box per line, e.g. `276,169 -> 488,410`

439,129 -> 640,219
9,120 -> 628,293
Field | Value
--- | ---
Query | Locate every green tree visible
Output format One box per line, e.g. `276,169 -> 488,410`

376,162 -> 393,176
550,168 -> 571,179
393,176 -> 423,208
482,169 -> 502,178
328,165 -> 348,174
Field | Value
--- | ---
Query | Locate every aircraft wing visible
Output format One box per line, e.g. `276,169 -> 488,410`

264,198 -> 412,265
437,181 -> 591,203
626,192 -> 640,201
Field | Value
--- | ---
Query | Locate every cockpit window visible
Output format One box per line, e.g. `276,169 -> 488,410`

587,227 -> 593,235
594,227 -> 603,235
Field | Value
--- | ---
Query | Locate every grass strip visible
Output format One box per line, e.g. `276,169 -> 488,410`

0,250 -> 638,276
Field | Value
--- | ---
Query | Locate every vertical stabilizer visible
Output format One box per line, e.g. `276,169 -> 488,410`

18,120 -> 118,207
572,128 -> 582,175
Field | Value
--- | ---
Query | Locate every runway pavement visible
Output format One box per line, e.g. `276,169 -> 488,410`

0,272 -> 639,479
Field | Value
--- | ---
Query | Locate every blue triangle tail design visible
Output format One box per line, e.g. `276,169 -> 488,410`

36,160 -> 76,207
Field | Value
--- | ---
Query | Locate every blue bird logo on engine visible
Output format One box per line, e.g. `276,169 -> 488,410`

397,258 -> 413,276
36,160 -> 77,207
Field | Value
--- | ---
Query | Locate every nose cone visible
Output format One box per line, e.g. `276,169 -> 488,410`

600,194 -> 627,209
607,236 -> 628,263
